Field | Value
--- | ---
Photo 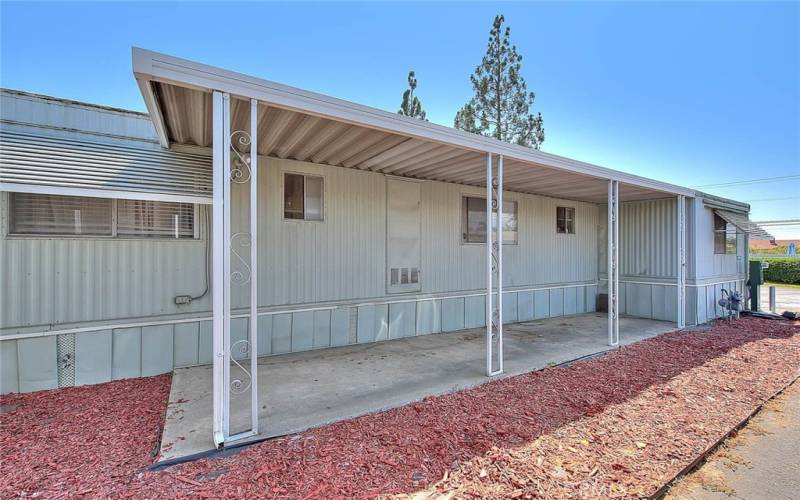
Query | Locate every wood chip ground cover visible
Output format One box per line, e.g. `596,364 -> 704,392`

1,318 -> 798,498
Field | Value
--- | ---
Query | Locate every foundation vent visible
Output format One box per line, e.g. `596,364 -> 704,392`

56,334 -> 76,388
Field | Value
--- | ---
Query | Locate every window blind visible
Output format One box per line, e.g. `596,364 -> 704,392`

10,193 -> 112,235
117,199 -> 194,238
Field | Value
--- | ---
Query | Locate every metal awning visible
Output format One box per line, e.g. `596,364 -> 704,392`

715,209 -> 774,240
0,130 -> 212,204
132,47 -> 702,204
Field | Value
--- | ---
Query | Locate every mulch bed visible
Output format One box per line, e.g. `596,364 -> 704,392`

0,374 -> 171,498
1,318 -> 798,498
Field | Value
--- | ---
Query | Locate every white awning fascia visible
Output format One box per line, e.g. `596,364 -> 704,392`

132,47 -> 697,199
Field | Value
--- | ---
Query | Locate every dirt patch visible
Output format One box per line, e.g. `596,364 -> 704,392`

1,318 -> 798,498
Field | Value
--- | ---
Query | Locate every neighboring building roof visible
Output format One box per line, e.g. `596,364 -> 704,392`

750,239 -> 800,249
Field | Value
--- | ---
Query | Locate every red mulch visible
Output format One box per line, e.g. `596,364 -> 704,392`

0,374 -> 171,498
1,318 -> 798,499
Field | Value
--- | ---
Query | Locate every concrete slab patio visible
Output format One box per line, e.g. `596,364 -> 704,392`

159,312 -> 675,461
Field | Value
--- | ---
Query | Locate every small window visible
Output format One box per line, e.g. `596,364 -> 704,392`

117,199 -> 194,238
556,207 -> 575,234
714,214 -> 736,254
10,193 -> 112,236
284,173 -> 323,221
461,196 -> 517,244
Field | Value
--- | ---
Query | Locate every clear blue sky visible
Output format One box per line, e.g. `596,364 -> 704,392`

2,2 -> 798,237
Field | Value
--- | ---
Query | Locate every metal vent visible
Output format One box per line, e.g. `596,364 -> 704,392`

390,267 -> 420,286
56,334 -> 76,388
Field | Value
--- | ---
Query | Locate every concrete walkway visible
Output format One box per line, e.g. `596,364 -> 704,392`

759,284 -> 800,313
159,313 -> 675,461
667,380 -> 800,499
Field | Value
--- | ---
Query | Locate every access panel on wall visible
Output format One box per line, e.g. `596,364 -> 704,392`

386,178 -> 421,293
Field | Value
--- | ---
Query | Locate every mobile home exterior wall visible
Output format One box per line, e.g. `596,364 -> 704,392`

0,90 -> 743,394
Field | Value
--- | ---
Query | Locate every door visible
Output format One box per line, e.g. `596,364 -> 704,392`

386,178 -> 421,293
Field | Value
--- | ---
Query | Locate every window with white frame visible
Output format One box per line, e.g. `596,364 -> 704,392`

461,196 -> 518,244
284,173 -> 323,221
8,193 -> 195,239
117,199 -> 195,238
556,206 -> 575,234
713,213 -> 736,254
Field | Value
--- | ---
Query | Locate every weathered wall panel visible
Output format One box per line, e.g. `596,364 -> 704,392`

173,323 -> 200,368
0,340 -> 18,393
441,297 -> 465,332
416,300 -> 441,336
75,330 -> 112,385
141,325 -> 173,376
18,336 -> 57,392
112,327 -> 141,380
330,308 -> 350,347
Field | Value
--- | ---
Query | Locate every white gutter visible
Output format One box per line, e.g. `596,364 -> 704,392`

132,47 -> 698,198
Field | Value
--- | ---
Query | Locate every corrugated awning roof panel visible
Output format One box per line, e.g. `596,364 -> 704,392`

715,209 -> 774,240
0,130 -> 212,203
132,47 -> 713,205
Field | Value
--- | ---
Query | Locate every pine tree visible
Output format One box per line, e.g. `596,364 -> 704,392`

398,70 -> 427,120
455,15 -> 545,149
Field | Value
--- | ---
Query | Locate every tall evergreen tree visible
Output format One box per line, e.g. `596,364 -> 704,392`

455,15 -> 545,149
398,70 -> 427,120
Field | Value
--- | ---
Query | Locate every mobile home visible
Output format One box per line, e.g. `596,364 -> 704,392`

0,49 -> 771,454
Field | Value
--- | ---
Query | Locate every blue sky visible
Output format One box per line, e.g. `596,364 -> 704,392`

2,1 -> 798,237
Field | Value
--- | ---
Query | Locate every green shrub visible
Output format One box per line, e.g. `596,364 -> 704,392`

752,258 -> 800,284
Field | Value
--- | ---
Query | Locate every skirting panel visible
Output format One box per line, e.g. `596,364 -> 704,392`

1,283 -> 599,394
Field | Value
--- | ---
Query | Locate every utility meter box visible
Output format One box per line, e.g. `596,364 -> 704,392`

749,260 -> 766,286
748,260 -> 768,310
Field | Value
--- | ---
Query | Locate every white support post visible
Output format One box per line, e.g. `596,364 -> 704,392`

249,98 -> 259,434
614,181 -> 619,345
607,180 -> 613,346
676,194 -> 686,328
211,91 -> 226,447
607,180 -> 620,346
485,153 -> 503,376
496,155 -> 504,375
485,153 -> 493,376
221,93 -> 232,438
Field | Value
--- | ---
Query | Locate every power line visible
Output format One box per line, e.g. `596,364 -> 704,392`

694,174 -> 800,189
745,196 -> 800,203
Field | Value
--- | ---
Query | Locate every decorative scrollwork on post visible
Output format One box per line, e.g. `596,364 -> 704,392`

229,339 -> 252,394
230,232 -> 252,285
230,130 -> 252,184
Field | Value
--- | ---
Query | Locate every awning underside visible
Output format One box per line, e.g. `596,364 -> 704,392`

715,209 -> 774,240
154,82 -> 674,204
0,130 -> 212,201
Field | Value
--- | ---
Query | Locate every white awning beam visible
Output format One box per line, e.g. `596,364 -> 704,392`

715,209 -> 774,240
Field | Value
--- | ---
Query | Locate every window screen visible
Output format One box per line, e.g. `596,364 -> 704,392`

284,173 -> 323,221
117,199 -> 194,238
10,193 -> 112,235
714,214 -> 736,254
462,196 -> 517,244
556,207 -> 575,234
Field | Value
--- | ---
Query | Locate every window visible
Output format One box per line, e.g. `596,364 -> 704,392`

714,213 -> 737,254
8,193 -> 195,239
117,199 -> 194,238
556,207 -> 575,234
284,173 -> 323,221
461,196 -> 518,244
10,193 -> 112,235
